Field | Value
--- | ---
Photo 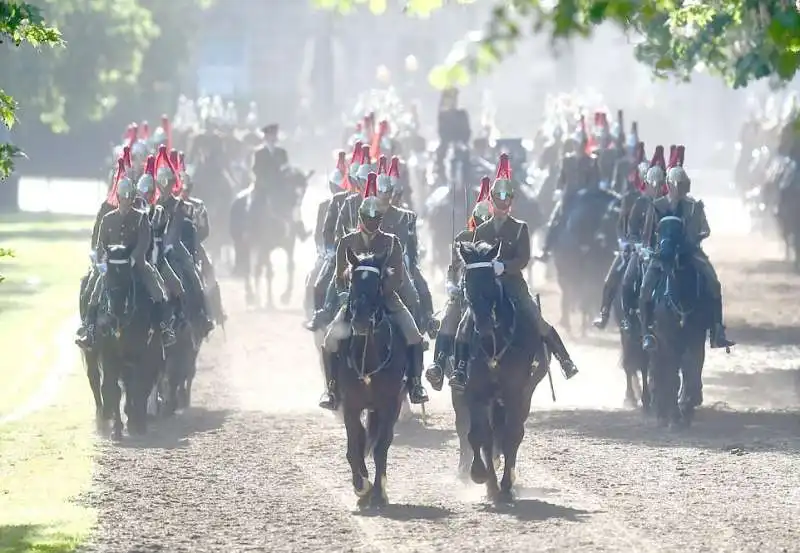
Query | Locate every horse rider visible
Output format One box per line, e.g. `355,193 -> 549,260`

318,172 -> 429,410
593,140 -> 648,329
435,87 -> 472,180
335,143 -> 376,240
306,142 -> 367,331
135,155 -> 188,324
638,147 -> 736,351
617,145 -> 668,330
449,154 -> 579,391
538,117 -> 602,261
425,175 -> 492,391
611,120 -> 640,194
76,159 -> 177,350
375,155 -> 437,338
153,146 -> 215,338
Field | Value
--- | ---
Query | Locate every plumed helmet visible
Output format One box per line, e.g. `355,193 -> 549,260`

637,161 -> 650,181
359,172 -> 381,218
136,155 -> 157,199
130,139 -> 149,165
491,153 -> 514,199
117,173 -> 135,199
646,166 -> 666,187
667,166 -> 690,190
150,127 -> 167,150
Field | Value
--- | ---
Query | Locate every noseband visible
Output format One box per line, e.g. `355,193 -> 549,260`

349,265 -> 393,385
463,261 -> 515,370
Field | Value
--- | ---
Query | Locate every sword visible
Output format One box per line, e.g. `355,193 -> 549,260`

536,292 -> 557,402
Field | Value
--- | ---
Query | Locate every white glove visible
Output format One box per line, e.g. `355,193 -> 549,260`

492,260 -> 505,276
618,239 -> 629,250
164,244 -> 174,254
445,281 -> 459,297
89,250 -> 97,263
325,247 -> 335,259
130,257 -> 136,267
96,262 -> 107,274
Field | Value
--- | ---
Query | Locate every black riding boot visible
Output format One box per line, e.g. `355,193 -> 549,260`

407,343 -> 429,404
155,301 -> 177,347
710,296 -> 735,349
448,341 -> 470,392
194,290 -> 215,337
592,280 -> 615,330
76,304 -> 98,350
306,282 -> 337,331
318,349 -> 339,411
543,325 -> 579,379
640,300 -> 656,351
425,333 -> 453,391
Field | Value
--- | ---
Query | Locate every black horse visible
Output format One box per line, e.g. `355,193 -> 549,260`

613,288 -> 651,412
457,241 -> 549,502
338,250 -> 407,509
649,217 -> 713,429
96,245 -> 166,439
552,189 -> 620,335
230,168 -> 312,308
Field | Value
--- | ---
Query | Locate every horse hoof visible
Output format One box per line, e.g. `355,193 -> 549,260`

495,488 -> 514,504
111,428 -> 123,442
471,460 -> 489,485
623,396 -> 637,409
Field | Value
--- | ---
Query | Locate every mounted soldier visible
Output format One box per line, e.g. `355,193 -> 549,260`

593,140 -> 648,329
306,142 -> 367,331
375,155 -> 436,337
618,145 -> 667,329
153,145 -> 215,338
538,114 -> 602,261
638,146 -> 735,351
76,159 -> 176,350
435,87 -> 472,181
449,154 -> 579,391
318,172 -> 429,410
425,175 -> 492,390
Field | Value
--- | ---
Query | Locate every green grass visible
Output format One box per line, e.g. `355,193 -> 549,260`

0,214 -> 96,553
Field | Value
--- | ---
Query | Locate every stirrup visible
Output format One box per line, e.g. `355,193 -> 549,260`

425,363 -> 444,391
448,370 -> 467,392
409,381 -> 429,404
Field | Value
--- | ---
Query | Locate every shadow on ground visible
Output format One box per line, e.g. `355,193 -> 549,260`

394,418 -> 457,450
529,405 -> 799,452
118,407 -> 231,450
353,503 -> 454,521
480,499 -> 595,522
728,321 -> 800,348
703,368 -> 800,409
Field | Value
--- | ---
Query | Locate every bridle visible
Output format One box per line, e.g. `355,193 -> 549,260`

348,264 -> 393,386
463,261 -> 516,370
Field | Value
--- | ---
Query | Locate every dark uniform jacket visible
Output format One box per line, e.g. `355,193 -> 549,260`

253,144 -> 288,191
473,216 -> 531,283
447,228 -> 476,285
334,230 -> 403,299
96,207 -> 151,266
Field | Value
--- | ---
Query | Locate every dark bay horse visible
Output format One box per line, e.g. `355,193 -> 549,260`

552,189 -> 620,335
230,169 -> 312,308
650,217 -> 713,429
338,250 -> 406,509
96,245 -> 165,439
458,241 -> 549,502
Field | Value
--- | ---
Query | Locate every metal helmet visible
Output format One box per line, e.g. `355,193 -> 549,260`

117,173 -> 135,200
637,161 -> 650,182
136,155 -> 157,199
149,127 -> 167,150
376,155 -> 392,196
130,139 -> 148,166
356,144 -> 374,182
667,166 -> 690,192
359,172 -> 382,219
491,153 -> 514,200
472,200 -> 491,223
646,166 -> 666,188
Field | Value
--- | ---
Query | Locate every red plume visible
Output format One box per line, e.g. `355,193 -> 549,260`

350,140 -> 363,166
156,144 -> 182,195
582,114 -> 595,154
161,115 -> 172,151
377,155 -> 388,175
336,150 -> 350,190
144,154 -> 159,205
363,172 -> 378,198
360,143 -> 372,165
124,124 -> 136,144
122,145 -> 132,168
676,145 -> 685,167
494,153 -> 512,181
107,158 -> 126,207
667,145 -> 677,169
468,176 -> 492,230
635,141 -> 645,164
388,156 -> 400,178
128,124 -> 138,148
371,120 -> 390,159
169,149 -> 180,171
139,122 -> 150,140
630,142 -> 647,192
649,145 -> 666,171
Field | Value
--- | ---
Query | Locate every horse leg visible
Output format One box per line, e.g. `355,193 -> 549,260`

498,406 -> 526,502
100,360 -> 123,440
369,407 -> 397,508
265,254 -> 274,309
344,405 -> 371,504
85,351 -> 104,425
621,335 -> 637,408
452,389 -> 472,480
640,352 -> 652,414
281,243 -> 295,304
467,400 -> 493,489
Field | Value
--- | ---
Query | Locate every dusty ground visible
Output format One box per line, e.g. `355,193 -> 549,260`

78,188 -> 800,552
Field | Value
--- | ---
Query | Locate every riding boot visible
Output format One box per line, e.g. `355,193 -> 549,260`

75,304 -> 98,350
318,349 -> 339,411
448,341 -> 470,392
406,344 -> 429,404
640,300 -> 656,351
543,325 -> 579,380
155,301 -> 177,347
425,333 -> 453,391
195,291 -> 215,337
209,282 -> 227,325
171,297 -> 187,330
305,284 -> 337,331
592,281 -> 614,330
710,296 -> 735,349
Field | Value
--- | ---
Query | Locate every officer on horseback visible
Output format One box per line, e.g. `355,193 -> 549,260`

318,172 -> 429,410
76,159 -> 177,350
593,140 -> 648,329
425,175 -> 492,390
638,146 -> 735,351
538,116 -> 601,261
449,154 -> 579,391
435,88 -> 472,181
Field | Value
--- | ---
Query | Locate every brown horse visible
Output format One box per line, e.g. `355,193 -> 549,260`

337,250 -> 406,509
457,241 -> 550,502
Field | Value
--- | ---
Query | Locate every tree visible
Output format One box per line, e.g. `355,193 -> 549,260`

314,0 -> 800,90
0,0 -> 62,179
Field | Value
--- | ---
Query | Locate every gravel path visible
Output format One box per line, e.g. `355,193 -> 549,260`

78,191 -> 800,552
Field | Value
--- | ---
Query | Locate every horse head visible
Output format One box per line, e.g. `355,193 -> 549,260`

458,240 -> 502,338
655,215 -> 702,312
656,216 -> 686,268
346,249 -> 386,336
104,244 -> 135,320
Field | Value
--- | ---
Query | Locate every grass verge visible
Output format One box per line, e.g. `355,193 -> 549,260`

0,214 -> 96,552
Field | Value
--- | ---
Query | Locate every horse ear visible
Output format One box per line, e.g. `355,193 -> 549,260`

346,247 -> 359,267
